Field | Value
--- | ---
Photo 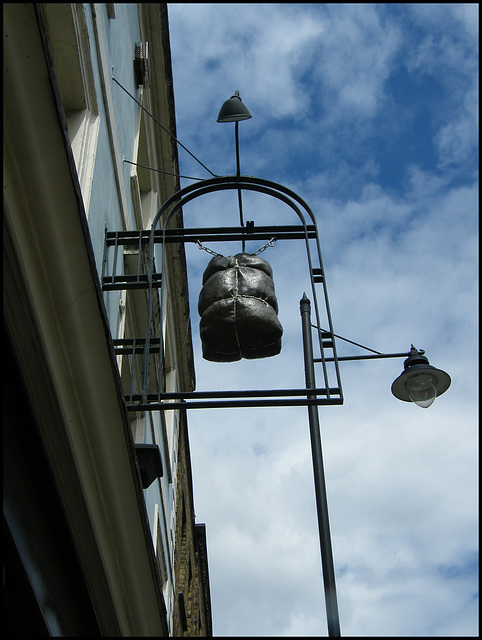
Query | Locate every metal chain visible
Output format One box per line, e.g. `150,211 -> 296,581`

195,240 -> 223,257
251,237 -> 276,256
195,237 -> 276,258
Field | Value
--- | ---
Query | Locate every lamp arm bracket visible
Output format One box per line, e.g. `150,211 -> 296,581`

317,352 -> 412,364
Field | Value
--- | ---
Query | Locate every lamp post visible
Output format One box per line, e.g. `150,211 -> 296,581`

301,294 -> 341,637
217,90 -> 252,251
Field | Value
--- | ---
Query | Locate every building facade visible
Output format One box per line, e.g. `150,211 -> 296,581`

4,3 -> 211,635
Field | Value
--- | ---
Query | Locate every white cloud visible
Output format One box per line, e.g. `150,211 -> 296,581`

435,78 -> 479,168
409,3 -> 479,43
167,4 -> 324,123
168,3 -> 402,129
311,4 -> 402,119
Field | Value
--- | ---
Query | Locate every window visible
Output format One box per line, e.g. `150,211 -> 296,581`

43,4 -> 100,214
153,505 -> 168,588
153,504 -> 171,624
130,90 -> 158,229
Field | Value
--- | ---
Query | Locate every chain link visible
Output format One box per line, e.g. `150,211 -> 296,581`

251,237 -> 276,256
195,237 -> 277,258
195,240 -> 223,257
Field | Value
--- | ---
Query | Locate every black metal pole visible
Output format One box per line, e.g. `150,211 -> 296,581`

300,294 -> 341,637
235,121 -> 246,252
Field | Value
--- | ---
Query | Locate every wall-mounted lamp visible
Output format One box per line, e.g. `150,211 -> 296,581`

216,91 -> 252,251
216,90 -> 252,123
109,80 -> 453,636
134,444 -> 163,489
391,345 -> 451,408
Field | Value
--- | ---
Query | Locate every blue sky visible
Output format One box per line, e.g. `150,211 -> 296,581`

166,4 -> 478,636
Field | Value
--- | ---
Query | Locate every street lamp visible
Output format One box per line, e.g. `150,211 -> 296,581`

216,90 -> 252,122
217,90 -> 252,252
391,345 -> 451,408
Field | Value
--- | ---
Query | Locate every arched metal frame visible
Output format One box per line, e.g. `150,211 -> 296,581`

135,174 -> 344,411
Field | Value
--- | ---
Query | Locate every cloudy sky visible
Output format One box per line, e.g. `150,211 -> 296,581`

166,4 -> 478,637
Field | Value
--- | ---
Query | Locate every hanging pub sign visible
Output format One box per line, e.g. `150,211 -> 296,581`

198,251 -> 283,362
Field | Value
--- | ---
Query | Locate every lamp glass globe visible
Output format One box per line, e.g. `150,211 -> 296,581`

406,373 -> 437,408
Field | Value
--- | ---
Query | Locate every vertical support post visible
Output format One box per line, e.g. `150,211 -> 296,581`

235,121 -> 246,252
300,294 -> 341,637
142,231 -> 156,404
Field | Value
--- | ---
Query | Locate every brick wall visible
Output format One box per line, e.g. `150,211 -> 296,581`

172,412 -> 212,636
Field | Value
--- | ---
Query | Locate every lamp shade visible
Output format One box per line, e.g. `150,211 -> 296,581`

134,444 -> 163,488
391,346 -> 451,408
217,91 -> 252,123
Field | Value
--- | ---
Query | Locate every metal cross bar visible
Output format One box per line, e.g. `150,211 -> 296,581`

123,386 -> 343,411
104,224 -> 317,245
102,273 -> 162,290
126,396 -> 344,411
131,387 -> 342,400
319,351 -> 411,363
